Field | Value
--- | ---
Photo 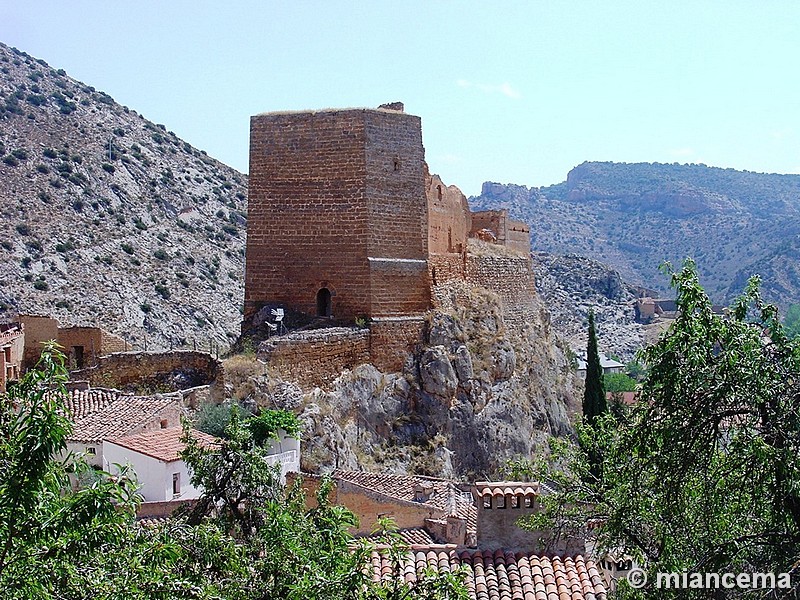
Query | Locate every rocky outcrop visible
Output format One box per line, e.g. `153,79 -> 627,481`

248,277 -> 580,481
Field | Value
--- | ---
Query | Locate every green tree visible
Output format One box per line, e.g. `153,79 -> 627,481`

582,309 -> 606,425
604,372 -> 637,393
0,344 -> 239,599
525,261 -> 800,598
783,302 -> 800,339
182,414 -> 468,600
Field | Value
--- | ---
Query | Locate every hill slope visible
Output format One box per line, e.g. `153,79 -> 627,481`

472,162 -> 800,309
0,42 -> 247,350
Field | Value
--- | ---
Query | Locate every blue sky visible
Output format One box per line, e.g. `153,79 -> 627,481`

2,1 -> 799,196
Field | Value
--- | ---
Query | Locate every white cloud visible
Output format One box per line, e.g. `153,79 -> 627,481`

456,79 -> 521,99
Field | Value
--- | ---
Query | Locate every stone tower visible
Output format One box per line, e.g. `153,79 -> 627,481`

244,105 -> 430,326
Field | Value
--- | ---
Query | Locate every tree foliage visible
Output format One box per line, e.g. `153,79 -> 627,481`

582,309 -> 606,425
526,261 -> 800,598
0,343 -> 466,598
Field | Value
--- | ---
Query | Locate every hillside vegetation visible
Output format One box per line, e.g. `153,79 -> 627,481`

0,42 -> 247,350
472,161 -> 800,310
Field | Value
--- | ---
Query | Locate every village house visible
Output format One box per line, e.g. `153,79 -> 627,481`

0,321 -> 24,392
289,470 -> 607,599
575,352 -> 625,377
105,427 -> 217,502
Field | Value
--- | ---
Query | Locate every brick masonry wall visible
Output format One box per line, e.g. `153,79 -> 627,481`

245,110 -> 371,323
506,218 -> 531,255
71,351 -> 224,400
428,253 -> 467,287
426,171 -> 472,255
258,327 -> 370,389
287,473 -> 442,536
369,318 -> 427,372
245,107 -> 430,324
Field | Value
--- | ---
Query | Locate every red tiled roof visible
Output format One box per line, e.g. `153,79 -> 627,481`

606,391 -> 637,406
369,547 -> 607,600
64,388 -> 183,444
108,427 -> 217,463
474,481 -> 540,498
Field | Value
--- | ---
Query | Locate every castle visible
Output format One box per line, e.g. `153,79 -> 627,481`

244,103 -> 532,374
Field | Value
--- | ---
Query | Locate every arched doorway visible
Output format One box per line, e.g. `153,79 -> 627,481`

316,287 -> 332,317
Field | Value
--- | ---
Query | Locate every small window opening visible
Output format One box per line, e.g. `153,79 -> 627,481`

483,495 -> 492,509
86,447 -> 96,456
436,185 -> 443,200
316,287 -> 332,317
393,159 -> 400,172
496,495 -> 506,509
511,495 -> 519,509
73,346 -> 85,369
524,496 -> 534,508
160,419 -> 168,429
172,472 -> 180,495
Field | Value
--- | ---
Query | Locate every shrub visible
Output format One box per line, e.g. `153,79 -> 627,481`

153,248 -> 169,261
154,283 -> 170,299
35,164 -> 49,174
2,155 -> 19,167
33,279 -> 48,291
15,223 -> 29,235
121,242 -> 134,255
133,218 -> 147,231
101,163 -> 114,173
140,303 -> 151,314
25,239 -> 43,252
43,148 -> 57,158
11,149 -> 28,160
54,240 -> 75,253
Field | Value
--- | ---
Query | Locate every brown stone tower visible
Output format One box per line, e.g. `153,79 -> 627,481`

244,105 -> 430,326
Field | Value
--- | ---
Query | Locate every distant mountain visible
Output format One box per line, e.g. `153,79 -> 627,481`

0,42 -> 247,350
471,161 -> 800,310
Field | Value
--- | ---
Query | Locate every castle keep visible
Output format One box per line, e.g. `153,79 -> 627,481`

244,103 -> 532,374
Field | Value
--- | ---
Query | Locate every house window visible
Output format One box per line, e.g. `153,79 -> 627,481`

86,447 -> 96,455
524,496 -> 534,508
160,419 -> 168,429
73,346 -> 85,369
483,495 -> 492,509
393,159 -> 400,172
496,495 -> 506,509
172,472 -> 181,496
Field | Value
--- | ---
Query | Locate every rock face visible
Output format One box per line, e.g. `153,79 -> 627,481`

530,252 -> 644,361
0,42 -> 247,350
471,162 -> 800,311
259,279 -> 580,481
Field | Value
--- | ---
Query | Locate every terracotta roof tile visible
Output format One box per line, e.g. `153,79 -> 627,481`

108,427 -> 217,462
368,548 -> 607,600
64,388 -> 184,444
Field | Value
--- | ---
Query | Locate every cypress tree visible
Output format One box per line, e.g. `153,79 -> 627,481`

582,309 -> 607,425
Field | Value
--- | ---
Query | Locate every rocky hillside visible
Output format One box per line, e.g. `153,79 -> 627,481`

0,42 -> 247,350
227,276 -> 580,481
472,162 -> 800,311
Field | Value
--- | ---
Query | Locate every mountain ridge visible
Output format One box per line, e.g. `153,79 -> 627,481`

471,161 -> 800,309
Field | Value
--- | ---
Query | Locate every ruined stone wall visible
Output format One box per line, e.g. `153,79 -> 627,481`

426,171 -> 471,255
258,328 -> 370,389
19,314 -> 59,368
465,254 -> 537,327
428,253 -> 467,287
369,318 -> 426,373
470,210 -> 531,255
506,218 -> 531,254
245,107 -> 429,325
287,473 -> 442,535
71,351 -> 224,401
